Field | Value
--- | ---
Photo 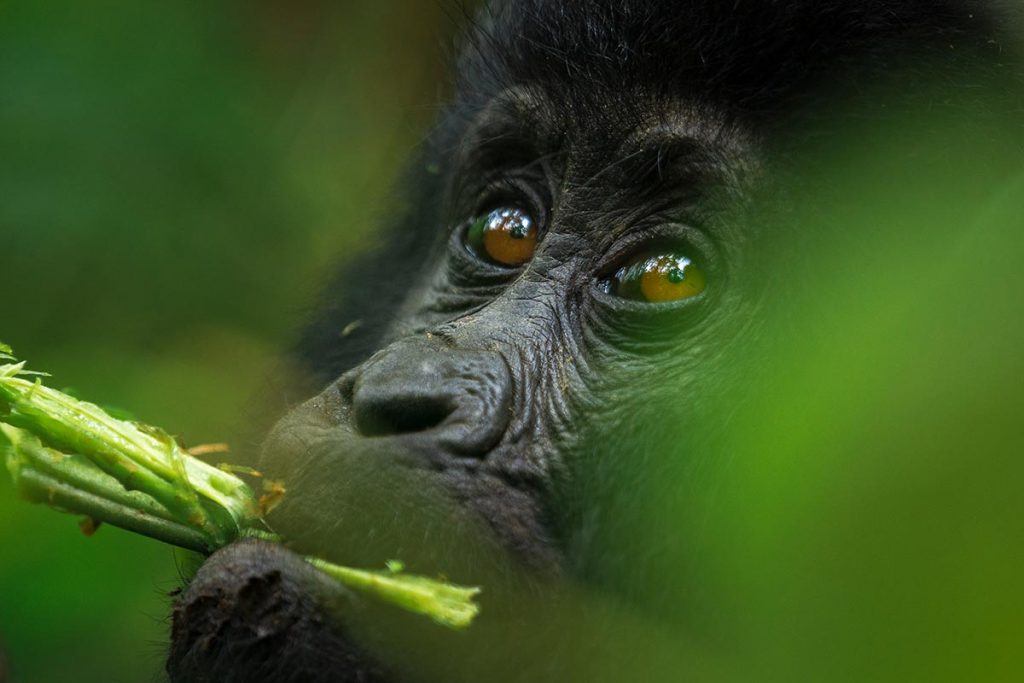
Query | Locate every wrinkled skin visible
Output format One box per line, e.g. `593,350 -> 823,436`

167,2 -> 1020,681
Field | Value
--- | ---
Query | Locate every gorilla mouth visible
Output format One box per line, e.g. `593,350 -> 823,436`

167,408 -> 562,683
250,358 -> 564,577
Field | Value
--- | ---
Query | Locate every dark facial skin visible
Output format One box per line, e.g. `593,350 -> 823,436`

167,2 -> 1018,681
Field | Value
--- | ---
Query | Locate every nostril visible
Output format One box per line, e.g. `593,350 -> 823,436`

341,340 -> 513,456
353,394 -> 455,437
337,369 -> 357,402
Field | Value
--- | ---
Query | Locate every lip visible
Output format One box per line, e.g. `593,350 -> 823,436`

254,386 -> 564,577
260,431 -> 563,577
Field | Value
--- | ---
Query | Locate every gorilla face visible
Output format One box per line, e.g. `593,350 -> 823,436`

257,86 -> 757,567
167,2 -> 1016,681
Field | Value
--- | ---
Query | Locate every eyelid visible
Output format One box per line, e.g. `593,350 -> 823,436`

594,222 -> 720,279
446,221 -> 518,287
471,174 -> 550,233
590,282 -> 709,314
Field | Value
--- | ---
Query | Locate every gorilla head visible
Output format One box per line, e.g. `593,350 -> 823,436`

167,2 -> 1020,681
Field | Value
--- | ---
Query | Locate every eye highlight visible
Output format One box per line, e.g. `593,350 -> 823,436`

466,207 -> 538,267
609,252 -> 706,303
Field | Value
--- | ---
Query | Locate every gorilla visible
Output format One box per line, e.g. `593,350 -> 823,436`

167,1 -> 1022,681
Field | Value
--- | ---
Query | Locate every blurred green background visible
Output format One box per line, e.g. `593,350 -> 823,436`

0,2 -> 453,681
2,3 -> 1022,683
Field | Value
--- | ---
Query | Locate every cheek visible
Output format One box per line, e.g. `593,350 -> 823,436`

554,344 -> 743,510
550,355 -> 703,478
549,359 -> 738,612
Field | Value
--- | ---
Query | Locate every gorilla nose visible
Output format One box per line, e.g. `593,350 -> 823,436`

344,339 -> 513,458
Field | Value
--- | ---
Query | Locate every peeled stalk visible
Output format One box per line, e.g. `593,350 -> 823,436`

308,558 -> 481,629
0,347 -> 480,629
3,425 -> 217,551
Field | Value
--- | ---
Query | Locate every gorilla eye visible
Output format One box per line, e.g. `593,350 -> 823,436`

466,207 -> 538,267
608,252 -> 706,303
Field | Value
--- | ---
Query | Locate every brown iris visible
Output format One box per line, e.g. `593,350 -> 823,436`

467,208 -> 538,267
610,252 -> 706,303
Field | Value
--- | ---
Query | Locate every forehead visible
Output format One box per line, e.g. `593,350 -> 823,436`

454,87 -> 753,201
448,2 -> 783,198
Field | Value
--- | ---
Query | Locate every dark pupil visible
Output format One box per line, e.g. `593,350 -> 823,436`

509,222 -> 529,239
667,268 -> 685,283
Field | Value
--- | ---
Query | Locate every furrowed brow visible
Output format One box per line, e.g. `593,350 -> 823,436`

456,89 -> 550,173
616,135 -> 724,201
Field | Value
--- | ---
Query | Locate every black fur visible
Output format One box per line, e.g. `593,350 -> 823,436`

295,0 -> 1017,386
170,2 -> 1021,681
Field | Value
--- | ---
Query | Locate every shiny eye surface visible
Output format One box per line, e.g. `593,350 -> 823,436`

609,252 -> 706,303
466,207 -> 538,267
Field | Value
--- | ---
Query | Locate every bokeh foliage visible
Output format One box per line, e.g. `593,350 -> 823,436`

1,3 -> 1021,683
0,2 -> 451,681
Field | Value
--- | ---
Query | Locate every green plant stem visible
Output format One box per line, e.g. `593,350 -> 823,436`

0,355 -> 481,629
5,425 -> 176,521
3,427 -> 216,552
0,363 -> 256,542
308,558 -> 481,629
